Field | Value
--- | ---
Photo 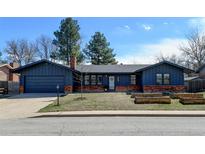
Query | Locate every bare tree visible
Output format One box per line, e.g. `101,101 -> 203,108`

0,51 -> 7,64
37,35 -> 56,60
179,28 -> 205,70
155,53 -> 185,66
24,42 -> 38,64
5,39 -> 26,66
5,39 -> 38,65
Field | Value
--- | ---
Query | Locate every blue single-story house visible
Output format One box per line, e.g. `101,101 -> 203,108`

13,57 -> 193,93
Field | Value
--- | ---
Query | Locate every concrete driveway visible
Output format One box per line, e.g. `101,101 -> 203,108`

0,93 -> 56,120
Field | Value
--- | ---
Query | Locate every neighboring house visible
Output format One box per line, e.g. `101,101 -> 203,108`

185,64 -> 205,82
0,63 -> 19,82
13,57 -> 193,93
183,66 -> 205,92
196,64 -> 205,78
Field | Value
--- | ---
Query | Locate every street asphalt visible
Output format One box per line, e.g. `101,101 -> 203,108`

1,116 -> 205,135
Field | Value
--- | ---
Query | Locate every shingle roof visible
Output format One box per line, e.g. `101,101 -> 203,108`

13,59 -> 79,73
76,64 -> 150,73
134,60 -> 194,74
76,61 -> 194,74
184,76 -> 199,81
196,64 -> 205,73
0,64 -> 13,69
13,59 -> 195,74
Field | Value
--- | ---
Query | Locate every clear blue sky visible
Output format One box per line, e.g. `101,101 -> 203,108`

0,17 -> 203,64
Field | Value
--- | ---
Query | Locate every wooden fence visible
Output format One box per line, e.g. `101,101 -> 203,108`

0,81 -> 19,94
0,81 -> 8,89
187,79 -> 205,92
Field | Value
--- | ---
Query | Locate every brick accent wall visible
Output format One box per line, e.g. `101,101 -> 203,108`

64,85 -> 73,93
0,66 -> 9,81
19,85 -> 24,93
115,85 -> 141,92
143,85 -> 187,93
9,70 -> 19,82
74,85 -> 104,92
0,66 -> 19,82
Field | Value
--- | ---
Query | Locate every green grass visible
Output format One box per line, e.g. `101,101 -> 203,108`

39,92 -> 205,112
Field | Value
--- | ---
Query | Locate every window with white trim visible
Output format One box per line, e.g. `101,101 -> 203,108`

117,76 -> 120,82
130,75 -> 136,85
156,74 -> 162,85
163,74 -> 170,85
84,75 -> 90,85
91,75 -> 96,85
97,75 -> 102,85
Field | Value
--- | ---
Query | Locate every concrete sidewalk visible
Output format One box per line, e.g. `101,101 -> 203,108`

33,110 -> 205,118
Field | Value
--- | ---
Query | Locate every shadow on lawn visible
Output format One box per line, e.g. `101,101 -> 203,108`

5,93 -> 66,99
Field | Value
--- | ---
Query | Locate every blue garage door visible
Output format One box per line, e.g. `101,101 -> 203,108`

25,76 -> 65,93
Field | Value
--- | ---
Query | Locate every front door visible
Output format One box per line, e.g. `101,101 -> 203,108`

109,76 -> 115,90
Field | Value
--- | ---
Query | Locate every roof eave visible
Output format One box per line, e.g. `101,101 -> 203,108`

79,72 -> 136,74
196,64 -> 205,73
134,61 -> 195,74
12,59 -> 79,73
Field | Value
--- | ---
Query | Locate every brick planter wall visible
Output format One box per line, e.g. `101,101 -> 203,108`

64,85 -> 73,93
73,85 -> 104,92
73,85 -> 142,92
143,85 -> 186,93
115,85 -> 141,92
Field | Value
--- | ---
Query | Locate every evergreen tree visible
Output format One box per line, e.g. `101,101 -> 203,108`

50,50 -> 59,62
83,32 -> 117,65
0,51 -> 7,64
53,17 -> 83,64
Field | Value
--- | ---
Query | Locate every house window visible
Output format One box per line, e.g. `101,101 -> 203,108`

91,75 -> 96,85
164,74 -> 170,85
130,75 -> 136,85
117,76 -> 120,82
84,75 -> 90,85
156,74 -> 162,85
97,75 -> 102,85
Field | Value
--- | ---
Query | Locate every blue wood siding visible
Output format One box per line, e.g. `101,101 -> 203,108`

142,63 -> 184,85
116,74 -> 130,86
20,62 -> 72,87
78,74 -> 141,86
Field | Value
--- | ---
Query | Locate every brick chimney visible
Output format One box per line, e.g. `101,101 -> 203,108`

9,62 -> 20,81
70,56 -> 76,70
9,62 -> 19,69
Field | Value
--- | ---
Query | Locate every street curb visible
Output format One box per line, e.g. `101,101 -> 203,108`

30,112 -> 205,118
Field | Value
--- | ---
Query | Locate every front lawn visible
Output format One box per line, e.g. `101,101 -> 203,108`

39,92 -> 205,112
